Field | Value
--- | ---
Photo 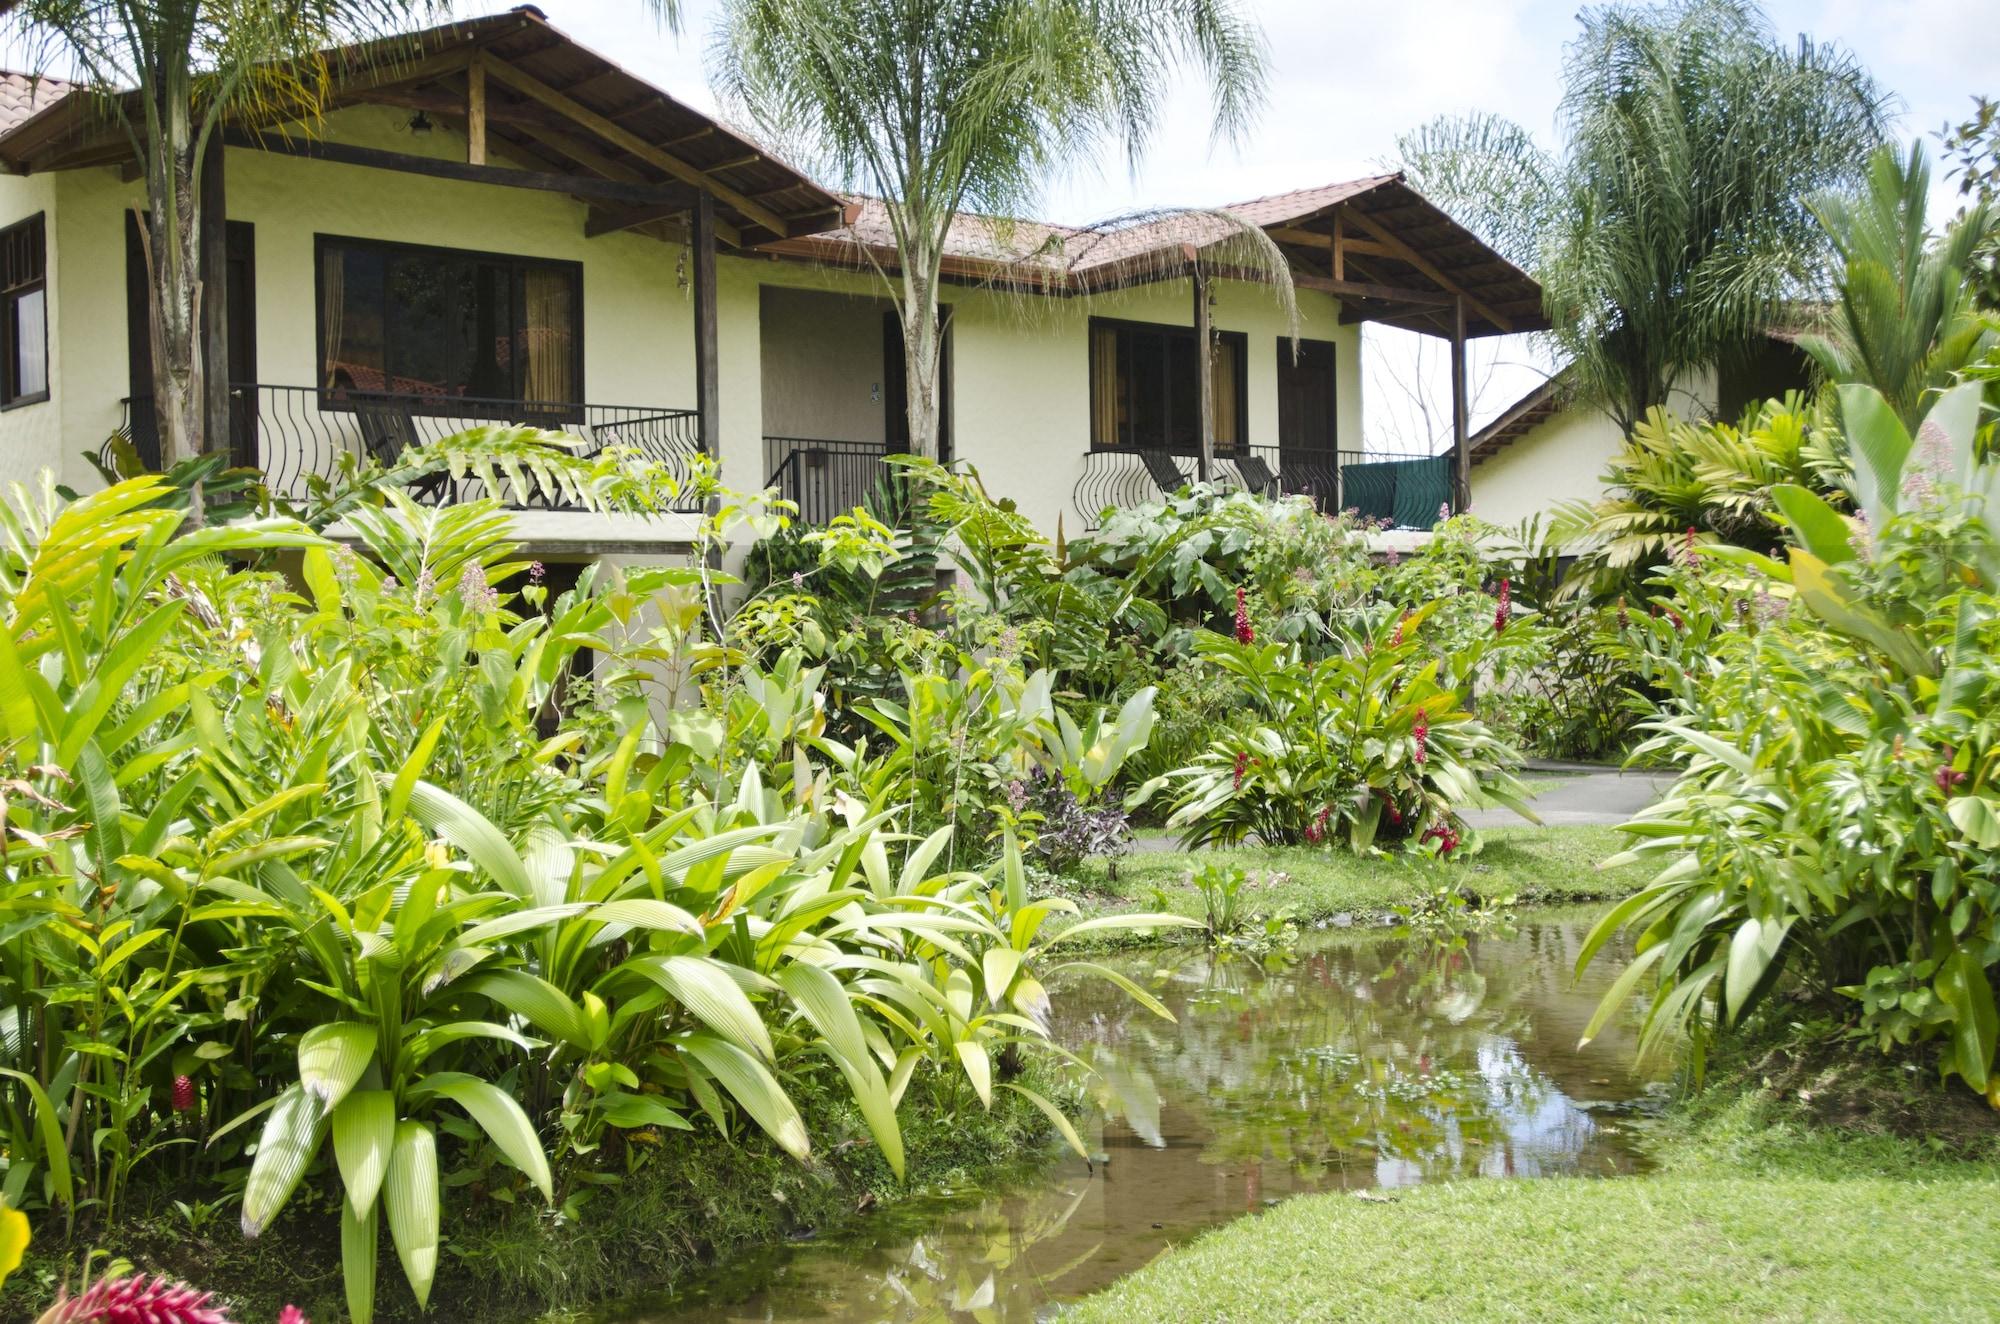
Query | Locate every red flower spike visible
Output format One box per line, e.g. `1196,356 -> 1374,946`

36,1274 -> 234,1324
1494,578 -> 1511,634
1390,612 -> 1407,648
1412,709 -> 1429,766
1233,587 -> 1254,645
1232,751 -> 1250,791
278,1309 -> 309,1324
172,1075 -> 195,1114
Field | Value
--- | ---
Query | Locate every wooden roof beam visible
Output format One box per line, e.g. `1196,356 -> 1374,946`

480,59 -> 789,237
1338,204 -> 1513,331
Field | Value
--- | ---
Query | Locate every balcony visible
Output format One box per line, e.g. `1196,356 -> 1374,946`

763,436 -> 899,526
116,384 -> 706,511
1073,445 -> 1456,531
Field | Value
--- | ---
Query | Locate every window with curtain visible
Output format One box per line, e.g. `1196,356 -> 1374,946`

2,213 -> 48,408
316,236 -> 580,409
1087,318 -> 1246,451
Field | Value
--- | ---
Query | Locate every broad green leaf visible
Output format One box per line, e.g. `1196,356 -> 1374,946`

1946,797 -> 2000,850
1937,950 -> 1998,1092
679,1033 -> 810,1162
462,971 -> 590,1050
421,1072 -> 553,1203
981,948 -> 1023,1007
1770,484 -> 1856,565
342,1196 -> 378,1324
624,954 -> 775,1063
331,1090 -> 395,1216
405,780 -> 532,898
1723,917 -> 1788,1024
955,1039 -> 993,1108
241,1084 -> 326,1237
385,1120 -> 439,1308
298,1022 -> 378,1112
0,1068 -> 71,1209
998,1082 -> 1089,1161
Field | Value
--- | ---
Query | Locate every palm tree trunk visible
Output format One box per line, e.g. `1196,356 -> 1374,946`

137,88 -> 209,521
898,245 -> 945,460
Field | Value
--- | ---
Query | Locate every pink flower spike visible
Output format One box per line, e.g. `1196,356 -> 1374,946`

278,1308 -> 309,1324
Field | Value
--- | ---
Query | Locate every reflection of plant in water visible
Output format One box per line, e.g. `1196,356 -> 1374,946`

1051,927 -> 1594,1183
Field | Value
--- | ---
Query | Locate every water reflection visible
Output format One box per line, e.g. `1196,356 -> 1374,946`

591,913 -> 1664,1324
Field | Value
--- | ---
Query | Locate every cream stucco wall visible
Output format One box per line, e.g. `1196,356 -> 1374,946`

2,101 -> 1363,539
0,170 -> 63,487
758,286 -> 889,446
1468,370 -> 1717,530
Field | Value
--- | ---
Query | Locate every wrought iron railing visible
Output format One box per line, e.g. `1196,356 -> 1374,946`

114,385 -> 705,510
763,436 -> 896,526
1071,444 -> 1455,531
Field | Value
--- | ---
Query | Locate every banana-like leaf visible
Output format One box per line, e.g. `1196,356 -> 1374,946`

385,1120 -> 439,1308
461,971 -> 590,1050
405,780 -> 532,898
955,1039 -> 993,1109
998,1082 -> 1089,1161
0,1068 -> 72,1209
341,1195 -> 379,1324
624,954 -> 775,1063
332,1089 -> 396,1216
778,963 -> 905,1180
679,1033 -> 810,1162
241,1083 -> 327,1237
298,1022 -> 378,1112
420,1072 -> 554,1203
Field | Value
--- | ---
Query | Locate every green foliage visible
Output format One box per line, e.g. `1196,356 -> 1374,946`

0,460 -> 1190,1319
1581,382 -> 2000,1098
1150,601 -> 1536,850
1801,143 -> 2000,429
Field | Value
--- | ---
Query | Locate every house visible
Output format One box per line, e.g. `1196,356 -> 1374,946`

0,7 -> 1544,571
1468,334 -> 1815,530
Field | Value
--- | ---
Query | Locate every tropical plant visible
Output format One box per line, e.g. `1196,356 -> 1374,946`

1559,393 -> 1850,596
1799,142 -> 2000,429
1399,0 -> 1889,432
1578,380 -> 2000,1098
711,0 -> 1269,458
1150,603 -> 1536,850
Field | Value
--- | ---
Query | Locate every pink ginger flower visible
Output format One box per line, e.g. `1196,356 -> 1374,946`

35,1275 -> 233,1324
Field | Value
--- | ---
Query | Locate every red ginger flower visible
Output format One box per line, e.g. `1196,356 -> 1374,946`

1390,612 -> 1408,647
1303,805 -> 1332,845
35,1275 -> 233,1324
1937,746 -> 1967,794
1494,578 -> 1511,634
1412,709 -> 1429,765
278,1310 -> 308,1324
1233,587 -> 1254,645
1682,525 -> 1702,569
1232,751 -> 1250,790
171,1075 -> 195,1114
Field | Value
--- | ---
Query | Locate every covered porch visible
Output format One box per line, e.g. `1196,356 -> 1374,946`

0,9 -> 850,512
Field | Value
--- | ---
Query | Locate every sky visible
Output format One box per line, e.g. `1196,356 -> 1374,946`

525,0 -> 1999,448
11,1 -> 1994,446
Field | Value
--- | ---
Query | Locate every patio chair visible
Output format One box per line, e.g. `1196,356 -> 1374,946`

1232,452 -> 1280,498
1139,448 -> 1188,494
356,403 -> 451,502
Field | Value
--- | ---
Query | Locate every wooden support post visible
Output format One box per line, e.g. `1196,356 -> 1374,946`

199,133 -> 233,462
466,55 -> 487,166
1450,295 -> 1470,518
692,191 -> 720,467
1192,257 -> 1213,482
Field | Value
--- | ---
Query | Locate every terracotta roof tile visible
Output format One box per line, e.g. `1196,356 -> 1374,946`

0,70 -> 75,136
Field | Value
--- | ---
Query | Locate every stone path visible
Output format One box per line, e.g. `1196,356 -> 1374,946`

1132,764 -> 1676,851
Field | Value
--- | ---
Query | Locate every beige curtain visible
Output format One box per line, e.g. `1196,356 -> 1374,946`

1090,324 -> 1120,445
522,269 -> 575,403
1211,340 -> 1239,450
320,249 -> 345,390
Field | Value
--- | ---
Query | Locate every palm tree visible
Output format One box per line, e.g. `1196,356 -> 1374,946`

1801,143 -> 1999,429
1,0 -> 442,502
710,0 -> 1267,460
1399,0 -> 1890,435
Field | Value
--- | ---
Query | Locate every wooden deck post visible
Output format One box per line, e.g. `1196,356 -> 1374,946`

199,133 -> 231,461
1450,294 -> 1469,517
466,55 -> 487,166
1192,254 -> 1213,482
692,191 -> 720,470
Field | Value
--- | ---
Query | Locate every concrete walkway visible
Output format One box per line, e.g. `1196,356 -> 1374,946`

1462,766 -> 1676,829
1132,765 -> 1675,852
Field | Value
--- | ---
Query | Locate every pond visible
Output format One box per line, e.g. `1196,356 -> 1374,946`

588,911 -> 1666,1323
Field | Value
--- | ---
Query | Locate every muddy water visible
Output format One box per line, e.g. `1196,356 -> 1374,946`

590,912 -> 1666,1322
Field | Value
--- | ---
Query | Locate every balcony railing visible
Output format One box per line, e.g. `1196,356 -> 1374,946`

115,384 -> 705,511
1073,445 -> 1455,531
763,436 -> 898,526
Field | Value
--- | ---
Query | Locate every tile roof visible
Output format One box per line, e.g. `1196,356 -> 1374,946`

0,70 -> 76,137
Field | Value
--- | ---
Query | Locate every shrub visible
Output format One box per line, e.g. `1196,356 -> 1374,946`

1579,380 -> 2000,1098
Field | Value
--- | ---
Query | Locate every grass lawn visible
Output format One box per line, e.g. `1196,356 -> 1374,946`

1065,1082 -> 2000,1323
1070,826 -> 1652,930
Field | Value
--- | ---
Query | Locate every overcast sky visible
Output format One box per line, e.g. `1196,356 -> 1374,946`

532,0 -> 1997,448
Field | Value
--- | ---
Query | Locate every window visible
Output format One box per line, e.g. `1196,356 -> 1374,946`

2,214 -> 48,408
1088,317 -> 1246,452
316,236 -> 581,410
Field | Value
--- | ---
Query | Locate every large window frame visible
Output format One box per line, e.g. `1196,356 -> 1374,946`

1,213 -> 49,410
313,233 -> 585,416
1087,315 -> 1249,453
